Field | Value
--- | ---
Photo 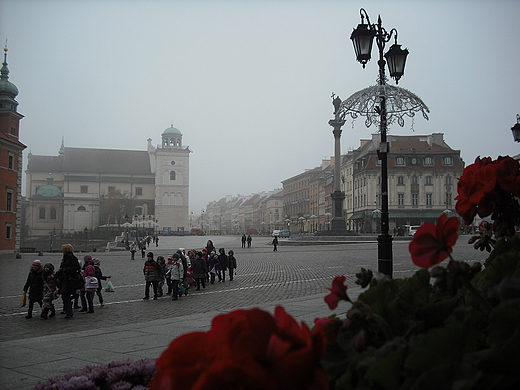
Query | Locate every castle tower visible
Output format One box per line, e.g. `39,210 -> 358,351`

148,125 -> 190,235
0,45 -> 26,254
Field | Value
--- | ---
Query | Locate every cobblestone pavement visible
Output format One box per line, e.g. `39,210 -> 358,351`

0,235 -> 488,389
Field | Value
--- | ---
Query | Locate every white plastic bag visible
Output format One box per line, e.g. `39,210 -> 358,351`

105,279 -> 115,292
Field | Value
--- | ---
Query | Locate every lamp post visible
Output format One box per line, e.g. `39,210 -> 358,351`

285,218 -> 291,233
84,227 -> 88,252
511,114 -> 520,143
310,215 -> 317,232
349,8 -> 410,278
325,212 -> 332,230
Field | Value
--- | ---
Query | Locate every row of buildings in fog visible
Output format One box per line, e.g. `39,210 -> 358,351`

1,45 -> 465,255
203,132 -> 464,235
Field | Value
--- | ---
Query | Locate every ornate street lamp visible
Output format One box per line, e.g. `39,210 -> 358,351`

344,8 -> 428,278
511,114 -> 520,143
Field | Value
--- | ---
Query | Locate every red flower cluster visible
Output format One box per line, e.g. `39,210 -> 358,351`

152,307 -> 328,390
455,156 -> 520,228
324,276 -> 351,310
409,213 -> 460,268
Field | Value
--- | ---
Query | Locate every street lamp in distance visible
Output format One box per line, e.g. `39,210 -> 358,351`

511,114 -> 520,143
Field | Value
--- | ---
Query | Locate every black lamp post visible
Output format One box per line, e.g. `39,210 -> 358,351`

511,114 -> 520,143
84,227 -> 88,251
350,8 -> 409,278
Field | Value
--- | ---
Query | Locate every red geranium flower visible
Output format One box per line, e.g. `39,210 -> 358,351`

409,214 -> 460,268
152,306 -> 328,390
324,276 -> 351,310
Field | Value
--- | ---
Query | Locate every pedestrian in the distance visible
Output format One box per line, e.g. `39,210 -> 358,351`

247,234 -> 252,248
143,252 -> 160,300
130,241 -> 137,260
241,234 -> 246,248
23,260 -> 43,319
227,250 -> 237,281
272,236 -> 279,251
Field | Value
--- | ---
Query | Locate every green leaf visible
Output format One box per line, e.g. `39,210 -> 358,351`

409,362 -> 481,390
405,321 -> 467,374
486,300 -> 520,345
363,339 -> 407,389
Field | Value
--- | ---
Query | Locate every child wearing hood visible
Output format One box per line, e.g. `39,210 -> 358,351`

92,258 -> 110,306
41,263 -> 58,319
83,264 -> 97,313
23,260 -> 44,319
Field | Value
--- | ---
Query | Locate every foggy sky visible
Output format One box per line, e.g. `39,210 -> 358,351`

1,0 -> 519,213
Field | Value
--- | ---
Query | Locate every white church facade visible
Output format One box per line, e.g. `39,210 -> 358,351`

24,125 -> 190,237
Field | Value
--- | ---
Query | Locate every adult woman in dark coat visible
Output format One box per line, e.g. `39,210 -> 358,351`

216,248 -> 228,282
57,244 -> 80,319
191,251 -> 208,290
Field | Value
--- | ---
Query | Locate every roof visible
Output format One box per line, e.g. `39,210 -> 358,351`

28,147 -> 152,175
163,125 -> 182,135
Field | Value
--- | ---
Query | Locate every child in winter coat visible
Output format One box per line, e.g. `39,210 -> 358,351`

169,254 -> 184,300
41,263 -> 58,319
165,256 -> 174,294
156,256 -> 166,297
227,250 -> 237,281
92,258 -> 110,306
143,252 -> 160,299
83,264 -> 98,313
23,260 -> 44,319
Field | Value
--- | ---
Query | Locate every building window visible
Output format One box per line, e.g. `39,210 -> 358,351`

425,176 -> 432,185
108,186 -> 116,193
443,156 -> 453,166
398,194 -> 404,206
77,206 -> 86,211
6,190 -> 13,212
395,157 -> 405,166
8,154 -> 14,169
170,171 -> 176,181
39,207 -> 46,219
412,175 -> 418,185
397,176 -> 404,185
80,186 -> 88,193
426,193 -> 432,206
136,187 -> 143,196
50,207 -> 57,220
445,175 -> 452,185
424,157 -> 433,166
412,193 -> 418,206
6,223 -> 12,239
445,193 -> 452,207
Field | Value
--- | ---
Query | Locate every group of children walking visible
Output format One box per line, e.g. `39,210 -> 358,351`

142,243 -> 238,301
22,247 -> 110,320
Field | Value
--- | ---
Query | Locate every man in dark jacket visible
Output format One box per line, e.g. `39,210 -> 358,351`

56,244 -> 80,319
143,252 -> 160,300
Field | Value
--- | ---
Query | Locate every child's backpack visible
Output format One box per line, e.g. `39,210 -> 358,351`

85,276 -> 99,292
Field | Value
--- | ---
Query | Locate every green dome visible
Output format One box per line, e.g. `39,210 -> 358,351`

36,184 -> 62,197
163,125 -> 182,135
